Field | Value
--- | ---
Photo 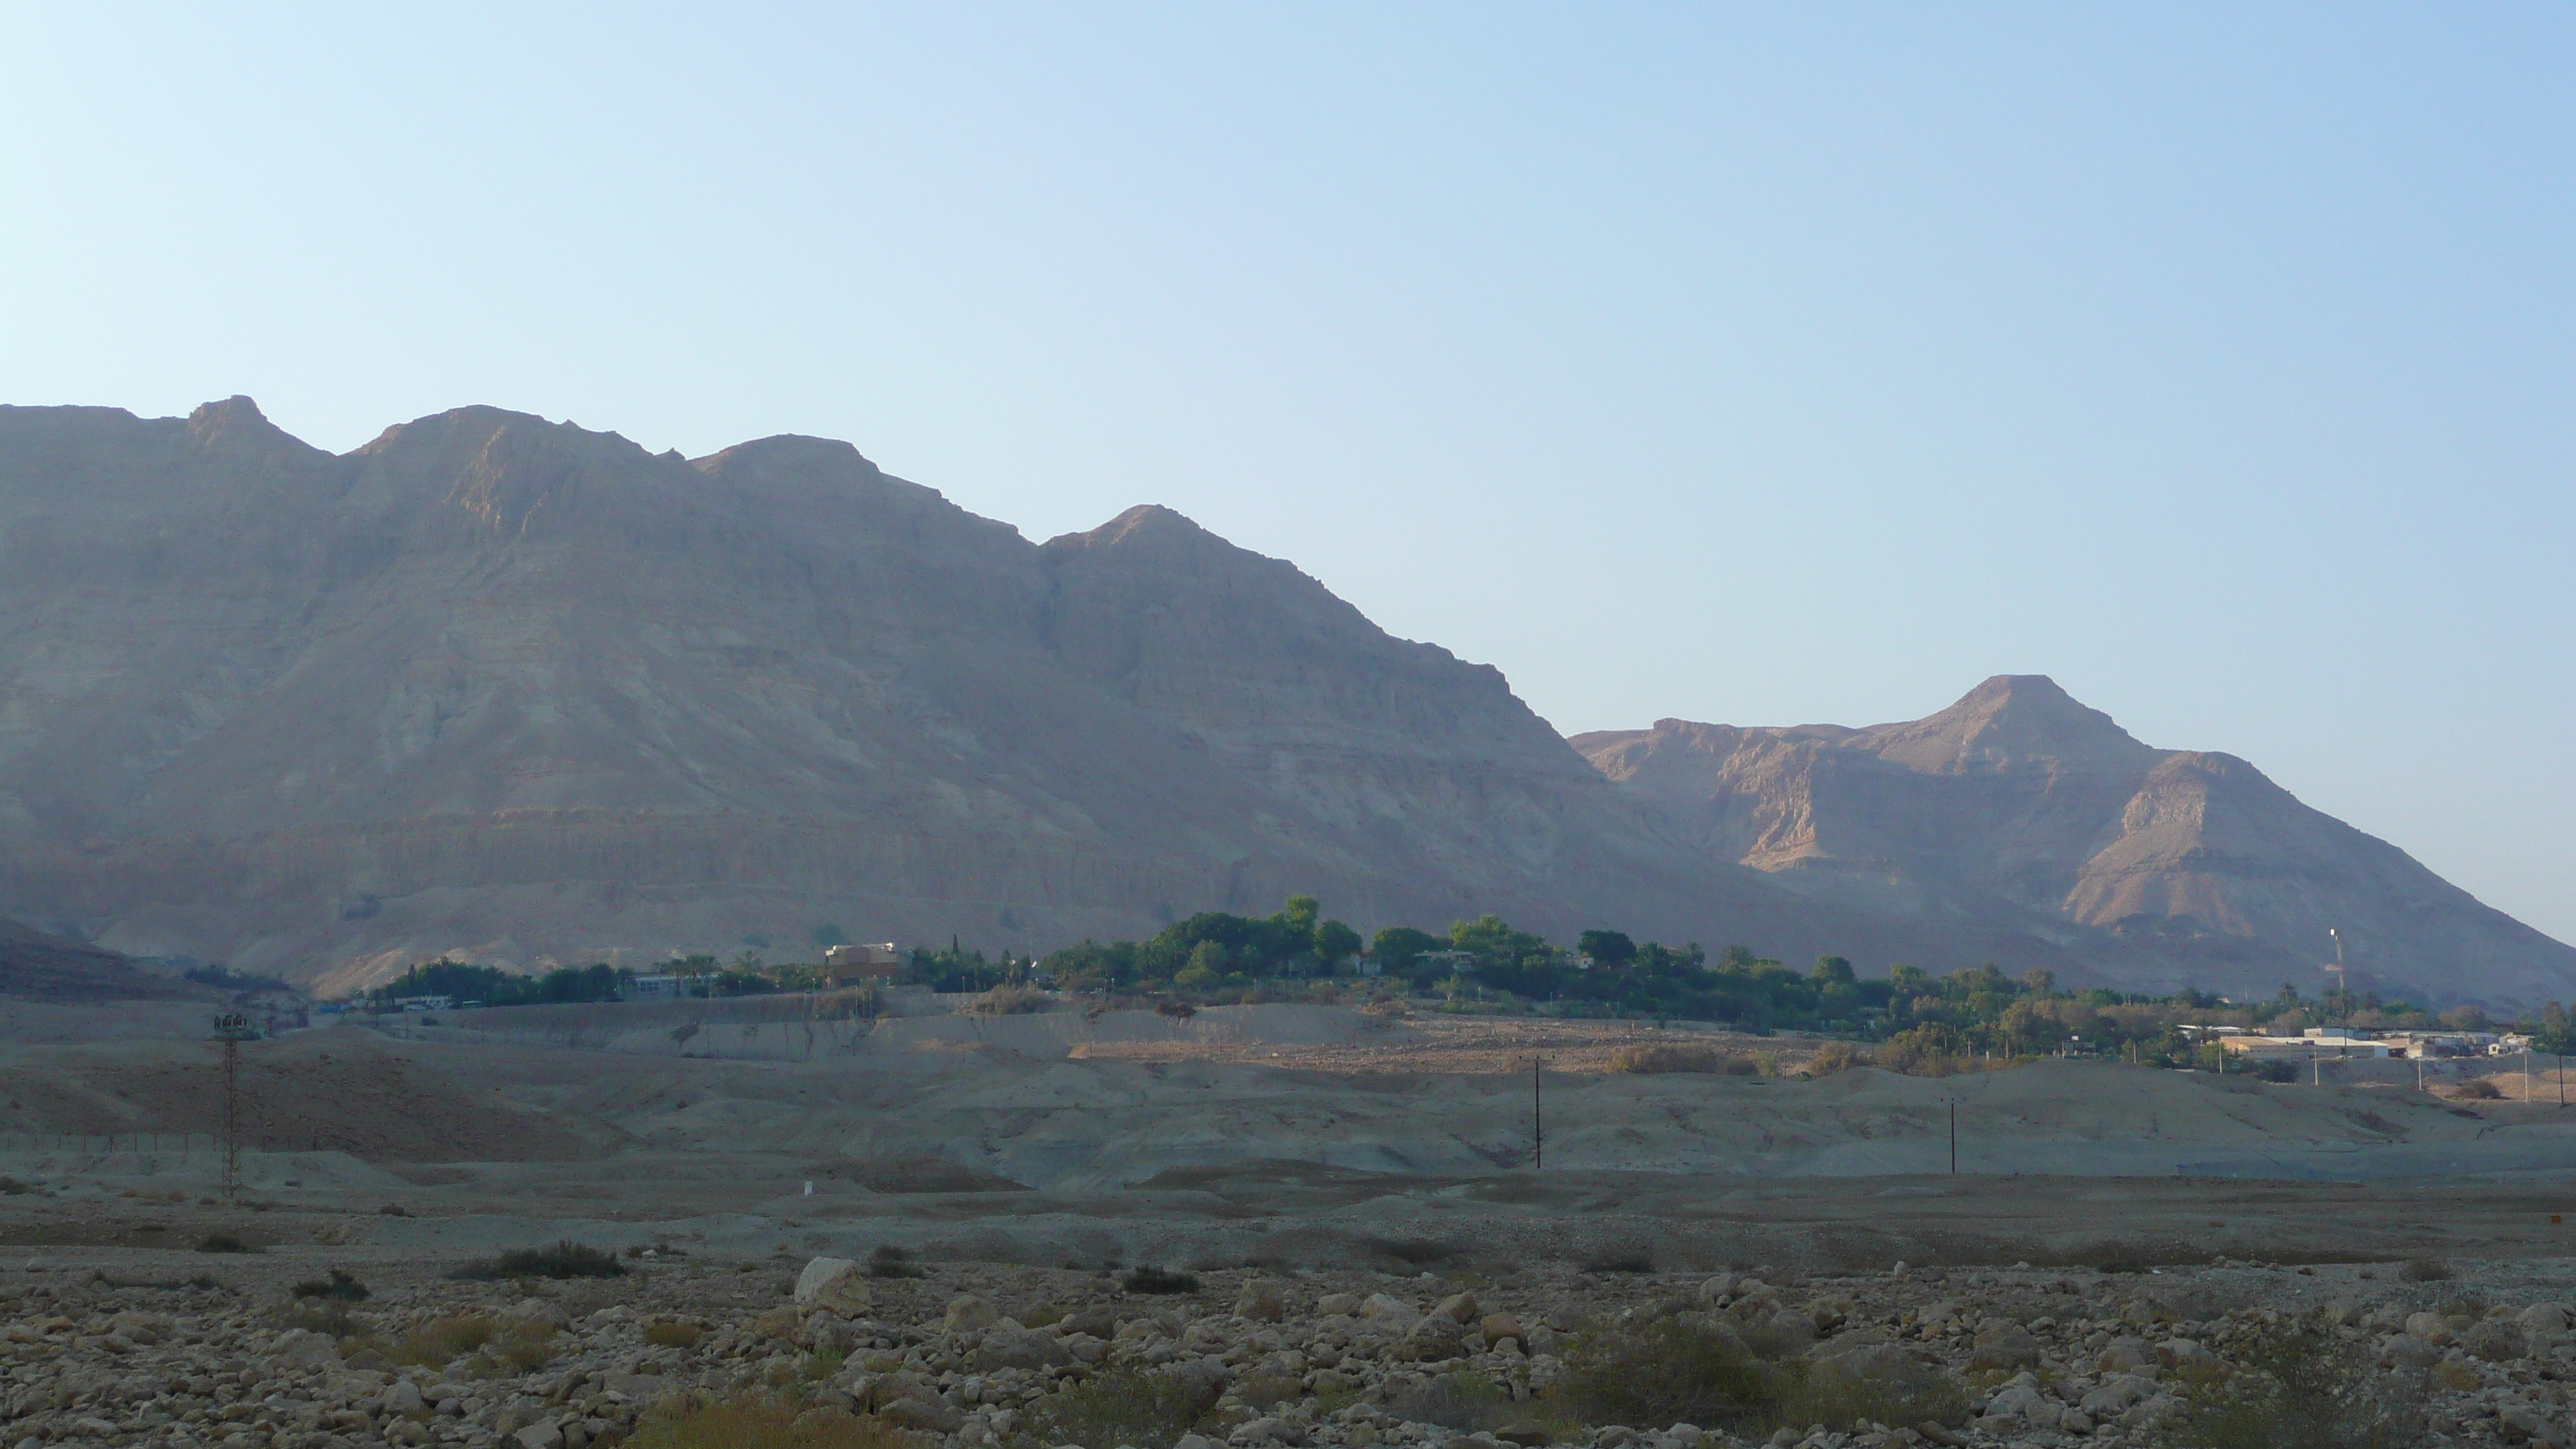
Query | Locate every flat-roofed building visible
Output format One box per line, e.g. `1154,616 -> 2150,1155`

823,943 -> 907,984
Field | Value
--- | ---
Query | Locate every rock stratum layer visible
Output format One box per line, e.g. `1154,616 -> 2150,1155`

1574,676 -> 2576,1006
0,398 -> 2564,1005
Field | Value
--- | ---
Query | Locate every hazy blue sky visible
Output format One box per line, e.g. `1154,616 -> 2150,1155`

4,5 -> 2570,941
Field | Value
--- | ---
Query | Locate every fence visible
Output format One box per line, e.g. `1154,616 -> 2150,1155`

0,1133 -> 356,1156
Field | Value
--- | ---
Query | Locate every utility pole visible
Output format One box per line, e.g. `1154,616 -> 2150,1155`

209,1012 -> 254,1199
2328,928 -> 2350,1026
1948,1098 -> 1957,1175
1531,1055 -> 1543,1170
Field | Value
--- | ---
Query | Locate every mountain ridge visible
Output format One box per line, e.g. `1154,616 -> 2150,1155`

0,400 -> 2562,1006
1573,676 -> 2576,1005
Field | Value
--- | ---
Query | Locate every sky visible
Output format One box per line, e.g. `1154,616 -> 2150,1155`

2,5 -> 2570,940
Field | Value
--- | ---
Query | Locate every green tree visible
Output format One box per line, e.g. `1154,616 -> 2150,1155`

1449,914 -> 1547,966
1313,919 -> 1362,968
1577,930 -> 1637,968
811,923 -> 847,948
1812,955 -> 1855,985
1276,896 -> 1321,940
1371,926 -> 1444,973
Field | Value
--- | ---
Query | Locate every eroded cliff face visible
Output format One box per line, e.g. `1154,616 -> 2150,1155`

1574,677 -> 2576,1005
8,399 -> 2560,1005
0,399 -> 1858,988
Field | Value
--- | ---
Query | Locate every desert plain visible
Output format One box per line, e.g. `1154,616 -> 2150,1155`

0,998 -> 2566,1448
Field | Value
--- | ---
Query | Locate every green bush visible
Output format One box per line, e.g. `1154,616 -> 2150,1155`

867,1245 -> 924,1279
194,1233 -> 255,1254
292,1269 -> 370,1301
450,1238 -> 626,1280
1121,1266 -> 1199,1295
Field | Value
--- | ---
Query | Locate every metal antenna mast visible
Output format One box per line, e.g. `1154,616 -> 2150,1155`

210,1012 -> 254,1198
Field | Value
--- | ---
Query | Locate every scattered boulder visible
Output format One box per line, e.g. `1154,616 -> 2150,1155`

2095,1335 -> 2153,1373
2381,1334 -> 2443,1370
270,1328 -> 339,1369
2405,1312 -> 2457,1346
881,1395 -> 964,1433
381,1379 -> 427,1416
944,1294 -> 999,1333
1236,1280 -> 1286,1322
796,1257 -> 875,1317
1968,1327 -> 2040,1371
2465,1320 -> 2528,1362
975,1326 -> 1074,1372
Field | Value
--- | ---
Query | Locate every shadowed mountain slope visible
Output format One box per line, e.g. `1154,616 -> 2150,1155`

1574,677 -> 2576,1005
0,399 -> 1886,992
2,400 -> 2557,1005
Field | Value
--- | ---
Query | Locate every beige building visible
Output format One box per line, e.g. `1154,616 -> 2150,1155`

821,943 -> 907,983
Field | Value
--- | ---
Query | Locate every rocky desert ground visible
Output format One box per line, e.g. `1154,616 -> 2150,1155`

0,998 -> 2573,1448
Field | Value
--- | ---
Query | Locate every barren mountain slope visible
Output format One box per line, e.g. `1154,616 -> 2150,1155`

0,399 -> 1886,989
1574,676 -> 2576,1005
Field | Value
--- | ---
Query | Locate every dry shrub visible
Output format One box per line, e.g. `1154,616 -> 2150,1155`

969,985 -> 1052,1016
1562,1317 -> 1784,1430
2153,1319 -> 2424,1448
2450,1078 -> 2504,1101
1806,1040 -> 1871,1077
391,1314 -> 496,1366
2400,1258 -> 2453,1282
281,1299 -> 362,1338
1234,1373 -> 1309,1412
1562,1311 -> 1967,1436
491,1320 -> 561,1372
1777,1358 -> 1966,1434
1606,1044 -> 1759,1075
1872,1027 -> 1987,1078
643,1321 -> 703,1349
1018,1366 -> 1224,1449
1387,1371 -> 1519,1431
631,1394 -> 906,1449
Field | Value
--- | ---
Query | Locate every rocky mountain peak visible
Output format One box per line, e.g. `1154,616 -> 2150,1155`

183,395 -> 331,465
1871,673 -> 2154,774
1042,504 -> 1221,561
